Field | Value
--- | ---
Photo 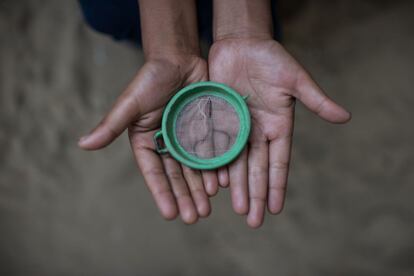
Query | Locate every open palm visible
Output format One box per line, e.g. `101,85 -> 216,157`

209,38 -> 351,228
79,55 -> 219,224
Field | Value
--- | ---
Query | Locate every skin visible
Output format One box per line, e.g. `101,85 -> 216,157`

78,0 -> 219,224
79,0 -> 351,228
211,0 -> 351,228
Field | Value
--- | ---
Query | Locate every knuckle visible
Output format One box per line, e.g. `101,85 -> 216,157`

189,186 -> 205,194
268,185 -> 286,192
270,161 -> 289,171
316,97 -> 328,115
166,170 -> 183,182
153,188 -> 172,197
249,166 -> 267,178
142,166 -> 165,178
174,190 -> 190,200
249,196 -> 266,203
100,119 -> 119,138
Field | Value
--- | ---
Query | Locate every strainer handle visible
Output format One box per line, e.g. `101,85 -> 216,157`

153,130 -> 168,154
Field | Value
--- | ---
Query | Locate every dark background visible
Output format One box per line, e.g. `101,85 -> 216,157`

0,0 -> 413,275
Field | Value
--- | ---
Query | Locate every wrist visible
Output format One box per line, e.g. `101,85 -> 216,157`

143,37 -> 200,61
214,28 -> 273,42
139,0 -> 200,60
213,0 -> 273,41
144,53 -> 206,83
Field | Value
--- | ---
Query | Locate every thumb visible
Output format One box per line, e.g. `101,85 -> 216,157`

294,71 -> 351,124
77,65 -> 154,150
78,61 -> 184,150
78,87 -> 142,150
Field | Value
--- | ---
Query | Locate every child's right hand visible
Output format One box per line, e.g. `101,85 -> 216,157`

78,55 -> 217,224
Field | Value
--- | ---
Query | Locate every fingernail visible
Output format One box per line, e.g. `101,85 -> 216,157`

78,134 -> 90,144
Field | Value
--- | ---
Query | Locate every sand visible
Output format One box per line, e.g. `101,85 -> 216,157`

0,0 -> 413,275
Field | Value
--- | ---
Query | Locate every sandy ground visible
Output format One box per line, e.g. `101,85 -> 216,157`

1,0 -> 413,275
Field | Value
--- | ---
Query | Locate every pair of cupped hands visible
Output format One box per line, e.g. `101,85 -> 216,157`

78,37 -> 351,228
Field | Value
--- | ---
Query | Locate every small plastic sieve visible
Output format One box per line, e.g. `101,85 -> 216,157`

153,81 -> 250,170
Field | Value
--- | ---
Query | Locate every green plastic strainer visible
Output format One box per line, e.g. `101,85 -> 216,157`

153,81 -> 250,170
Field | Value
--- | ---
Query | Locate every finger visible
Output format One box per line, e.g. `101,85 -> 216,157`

129,133 -> 177,220
202,170 -> 219,196
162,155 -> 198,224
218,167 -> 229,187
78,62 -> 178,150
229,148 -> 248,215
182,166 -> 211,217
78,88 -> 141,150
268,134 -> 292,214
294,71 -> 351,124
247,141 -> 269,228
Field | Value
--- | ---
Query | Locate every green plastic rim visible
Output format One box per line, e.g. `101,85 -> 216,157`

153,81 -> 251,170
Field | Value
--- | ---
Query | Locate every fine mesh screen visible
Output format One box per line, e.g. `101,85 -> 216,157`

175,95 -> 240,159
